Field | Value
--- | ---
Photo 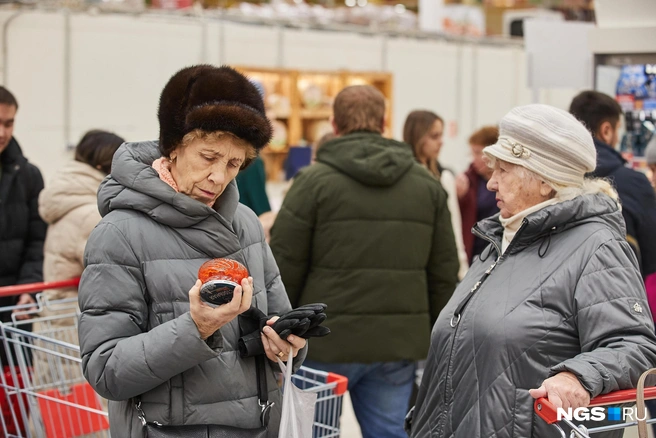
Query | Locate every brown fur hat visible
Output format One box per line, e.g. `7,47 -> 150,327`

157,65 -> 272,157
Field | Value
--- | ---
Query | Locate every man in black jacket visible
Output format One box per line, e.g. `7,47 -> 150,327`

570,90 -> 656,280
0,86 -> 46,350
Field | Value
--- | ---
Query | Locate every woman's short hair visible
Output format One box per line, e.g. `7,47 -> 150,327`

468,126 -> 499,147
74,130 -> 125,175
403,110 -> 443,178
333,85 -> 385,135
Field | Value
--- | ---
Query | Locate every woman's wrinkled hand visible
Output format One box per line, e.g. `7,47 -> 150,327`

529,372 -> 590,410
261,316 -> 307,363
189,277 -> 253,340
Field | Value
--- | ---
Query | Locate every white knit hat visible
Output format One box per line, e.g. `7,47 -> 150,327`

483,104 -> 597,187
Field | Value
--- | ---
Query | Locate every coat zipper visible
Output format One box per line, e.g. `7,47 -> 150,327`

437,220 -> 528,433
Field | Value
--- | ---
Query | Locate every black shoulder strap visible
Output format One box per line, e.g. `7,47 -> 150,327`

255,354 -> 272,427
256,354 -> 267,403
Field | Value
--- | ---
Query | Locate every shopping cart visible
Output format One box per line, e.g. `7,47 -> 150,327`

1,279 -> 349,438
0,278 -> 109,438
291,366 -> 348,438
535,383 -> 656,437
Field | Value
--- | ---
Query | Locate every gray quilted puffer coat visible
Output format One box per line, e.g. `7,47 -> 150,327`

409,193 -> 656,438
78,142 -> 306,438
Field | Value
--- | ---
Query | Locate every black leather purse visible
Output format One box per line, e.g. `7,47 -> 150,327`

136,355 -> 272,438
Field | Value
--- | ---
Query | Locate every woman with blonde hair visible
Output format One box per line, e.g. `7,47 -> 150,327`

404,110 -> 468,279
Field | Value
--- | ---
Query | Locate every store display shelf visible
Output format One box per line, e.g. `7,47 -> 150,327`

262,148 -> 289,155
235,65 -> 392,180
300,108 -> 333,119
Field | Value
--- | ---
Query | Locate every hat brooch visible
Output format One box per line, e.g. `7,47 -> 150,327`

510,141 -> 531,159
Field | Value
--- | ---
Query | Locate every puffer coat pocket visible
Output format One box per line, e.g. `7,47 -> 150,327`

512,388 -> 535,437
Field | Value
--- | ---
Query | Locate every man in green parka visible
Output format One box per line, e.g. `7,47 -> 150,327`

269,85 -> 459,438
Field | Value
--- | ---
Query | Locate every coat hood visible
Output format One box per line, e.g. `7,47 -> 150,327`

39,161 -> 105,225
97,141 -> 239,230
316,132 -> 415,187
590,138 -> 626,178
475,193 -> 625,257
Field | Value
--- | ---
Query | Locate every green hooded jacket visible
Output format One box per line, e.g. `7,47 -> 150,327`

270,132 -> 459,363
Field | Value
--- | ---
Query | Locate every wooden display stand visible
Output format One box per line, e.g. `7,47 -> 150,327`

235,66 -> 393,181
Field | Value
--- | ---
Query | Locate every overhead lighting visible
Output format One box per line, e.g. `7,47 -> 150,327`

345,0 -> 356,6
357,0 -> 367,6
394,3 -> 406,13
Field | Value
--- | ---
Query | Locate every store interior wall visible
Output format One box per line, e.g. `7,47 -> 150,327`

0,9 -> 582,183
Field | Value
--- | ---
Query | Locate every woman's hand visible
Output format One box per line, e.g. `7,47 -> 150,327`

13,294 -> 36,320
261,316 -> 307,362
189,277 -> 253,340
529,372 -> 590,410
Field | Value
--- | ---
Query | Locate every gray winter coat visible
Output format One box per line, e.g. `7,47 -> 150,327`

78,141 -> 306,438
409,193 -> 656,438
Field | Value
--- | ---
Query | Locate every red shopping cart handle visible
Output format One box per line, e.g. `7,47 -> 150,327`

0,278 -> 80,298
535,387 -> 656,424
327,372 -> 348,396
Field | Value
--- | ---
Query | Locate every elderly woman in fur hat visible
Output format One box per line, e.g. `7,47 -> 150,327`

77,65 -> 307,437
406,104 -> 656,438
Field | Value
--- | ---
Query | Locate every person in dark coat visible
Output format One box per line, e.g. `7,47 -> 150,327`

270,85 -> 459,438
570,90 -> 656,281
0,86 -> 46,436
407,104 -> 656,438
456,126 -> 500,263
0,85 -> 45,337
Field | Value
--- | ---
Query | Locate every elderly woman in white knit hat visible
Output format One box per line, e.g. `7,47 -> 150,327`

406,104 -> 656,438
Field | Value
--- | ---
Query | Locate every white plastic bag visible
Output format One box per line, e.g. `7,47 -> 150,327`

278,348 -> 317,438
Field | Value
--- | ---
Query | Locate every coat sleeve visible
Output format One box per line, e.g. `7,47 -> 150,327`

550,239 -> 656,398
426,185 -> 459,325
269,171 -> 317,308
78,222 -> 222,401
17,164 -> 46,286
